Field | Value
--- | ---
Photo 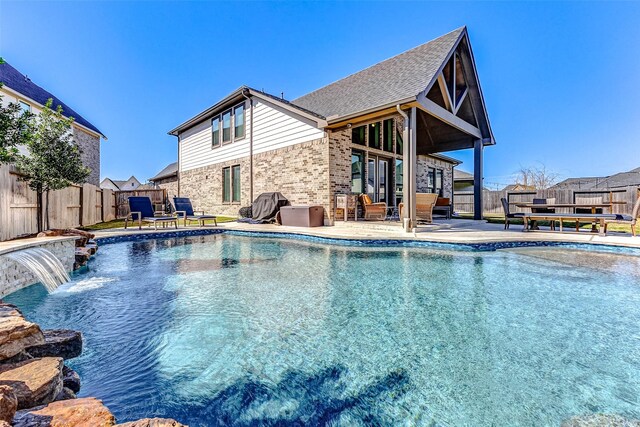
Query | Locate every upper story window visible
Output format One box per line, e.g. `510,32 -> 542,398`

352,126 -> 365,146
234,104 -> 245,139
383,119 -> 394,152
368,122 -> 380,149
19,101 -> 31,113
212,116 -> 220,148
222,110 -> 232,143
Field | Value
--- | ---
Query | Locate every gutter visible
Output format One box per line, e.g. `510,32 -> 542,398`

242,89 -> 254,202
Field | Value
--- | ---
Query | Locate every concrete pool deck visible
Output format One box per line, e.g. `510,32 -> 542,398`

88,218 -> 640,249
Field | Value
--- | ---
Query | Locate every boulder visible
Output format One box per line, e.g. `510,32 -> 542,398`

13,397 -> 115,427
62,365 -> 81,393
54,387 -> 76,401
0,385 -> 17,423
0,304 -> 45,361
26,329 -> 82,360
0,357 -> 63,409
561,414 -> 640,427
116,418 -> 188,427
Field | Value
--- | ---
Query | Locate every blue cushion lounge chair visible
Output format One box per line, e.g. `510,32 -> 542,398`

125,196 -> 178,230
173,197 -> 218,227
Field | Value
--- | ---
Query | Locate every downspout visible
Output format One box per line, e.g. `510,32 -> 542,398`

242,89 -> 254,202
396,105 -> 412,232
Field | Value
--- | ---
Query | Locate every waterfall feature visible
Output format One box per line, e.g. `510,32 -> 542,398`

5,247 -> 70,292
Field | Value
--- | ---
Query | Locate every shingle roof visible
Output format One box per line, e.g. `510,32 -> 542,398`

150,162 -> 178,181
0,61 -> 104,137
454,169 -> 474,181
594,167 -> 640,189
292,27 -> 465,119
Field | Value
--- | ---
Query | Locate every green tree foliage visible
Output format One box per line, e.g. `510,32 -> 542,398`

0,58 -> 34,163
16,99 -> 90,231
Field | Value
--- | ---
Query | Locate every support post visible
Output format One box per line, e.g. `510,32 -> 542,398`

409,107 -> 417,229
473,139 -> 483,220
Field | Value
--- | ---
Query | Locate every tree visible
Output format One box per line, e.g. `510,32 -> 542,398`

16,99 -> 90,231
515,164 -> 559,190
0,58 -> 34,163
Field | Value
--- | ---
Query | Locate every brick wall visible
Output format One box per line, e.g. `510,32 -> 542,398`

74,128 -> 100,186
155,177 -> 179,199
416,156 -> 454,199
179,138 -> 330,218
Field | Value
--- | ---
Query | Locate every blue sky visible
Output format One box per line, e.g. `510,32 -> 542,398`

1,1 -> 639,188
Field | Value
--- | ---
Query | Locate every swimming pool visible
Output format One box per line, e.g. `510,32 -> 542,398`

6,233 -> 640,426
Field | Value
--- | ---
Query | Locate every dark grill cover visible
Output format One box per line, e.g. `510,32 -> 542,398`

251,192 -> 290,222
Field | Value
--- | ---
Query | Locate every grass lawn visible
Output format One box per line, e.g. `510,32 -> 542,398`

457,213 -> 638,234
80,216 -> 236,231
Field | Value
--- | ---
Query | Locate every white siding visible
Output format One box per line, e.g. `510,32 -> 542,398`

179,98 -> 324,172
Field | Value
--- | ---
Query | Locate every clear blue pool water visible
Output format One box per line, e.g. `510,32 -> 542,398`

5,234 -> 640,426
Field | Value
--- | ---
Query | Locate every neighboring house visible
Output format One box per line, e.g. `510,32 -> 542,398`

149,162 -> 178,197
502,184 -> 536,192
454,169 -> 474,192
551,167 -> 640,190
0,61 -> 105,186
169,26 -> 494,224
99,176 -> 142,191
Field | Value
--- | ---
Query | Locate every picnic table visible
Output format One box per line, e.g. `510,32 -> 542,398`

514,202 -> 626,233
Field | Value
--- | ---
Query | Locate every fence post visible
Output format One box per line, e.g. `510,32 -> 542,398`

78,185 -> 83,226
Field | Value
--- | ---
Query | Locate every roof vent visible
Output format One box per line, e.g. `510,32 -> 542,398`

24,75 -> 31,82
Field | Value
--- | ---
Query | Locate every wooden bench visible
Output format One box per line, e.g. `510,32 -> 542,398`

522,213 -> 617,236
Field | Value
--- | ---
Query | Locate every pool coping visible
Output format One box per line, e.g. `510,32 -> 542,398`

92,227 -> 640,256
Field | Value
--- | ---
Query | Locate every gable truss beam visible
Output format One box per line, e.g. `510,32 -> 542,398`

416,95 -> 482,139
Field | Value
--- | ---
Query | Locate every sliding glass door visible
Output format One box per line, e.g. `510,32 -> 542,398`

367,155 -> 391,204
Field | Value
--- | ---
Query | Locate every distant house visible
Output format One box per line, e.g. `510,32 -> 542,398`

168,27 -> 494,224
0,61 -> 106,186
100,176 -> 142,191
149,162 -> 178,197
502,184 -> 535,192
551,167 -> 640,190
454,169 -> 474,192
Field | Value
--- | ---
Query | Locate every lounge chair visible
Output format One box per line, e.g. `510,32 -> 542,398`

359,194 -> 386,220
124,196 -> 178,230
604,197 -> 640,237
433,197 -> 452,219
173,197 -> 218,227
500,197 -> 524,229
399,193 -> 438,223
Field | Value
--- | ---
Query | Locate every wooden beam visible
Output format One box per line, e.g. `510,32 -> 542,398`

437,73 -> 453,112
453,87 -> 468,115
416,95 -> 482,139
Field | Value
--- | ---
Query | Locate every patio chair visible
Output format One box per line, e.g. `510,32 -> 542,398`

501,197 -> 524,230
399,193 -> 438,223
604,197 -> 640,237
359,194 -> 386,220
173,197 -> 218,227
125,196 -> 178,230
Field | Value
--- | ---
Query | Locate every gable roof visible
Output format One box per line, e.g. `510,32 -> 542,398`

594,167 -> 640,189
454,169 -> 474,181
0,61 -> 105,138
150,162 -> 178,181
292,27 -> 465,120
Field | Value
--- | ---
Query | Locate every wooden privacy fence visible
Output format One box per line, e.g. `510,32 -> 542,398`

454,187 -> 639,216
0,164 -> 167,241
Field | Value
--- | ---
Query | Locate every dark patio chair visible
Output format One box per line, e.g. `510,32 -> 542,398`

125,196 -> 178,230
501,198 -> 523,229
173,197 -> 217,227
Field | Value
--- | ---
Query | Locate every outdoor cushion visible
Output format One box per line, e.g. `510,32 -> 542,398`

173,197 -> 216,219
128,196 -> 156,220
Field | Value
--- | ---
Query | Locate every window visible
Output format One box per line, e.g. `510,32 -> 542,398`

368,122 -> 380,149
395,159 -> 403,206
212,116 -> 220,148
351,151 -> 364,194
383,119 -> 393,152
234,104 -> 245,139
428,167 -> 435,193
232,165 -> 241,203
352,126 -> 365,146
19,101 -> 31,113
222,110 -> 231,143
223,165 -> 241,203
436,170 -> 444,197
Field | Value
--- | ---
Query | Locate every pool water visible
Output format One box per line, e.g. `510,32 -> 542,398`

6,234 -> 640,426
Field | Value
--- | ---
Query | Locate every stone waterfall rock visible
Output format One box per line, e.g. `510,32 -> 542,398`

12,397 -> 116,427
0,304 -> 45,361
116,418 -> 188,427
0,385 -> 17,423
62,365 -> 81,393
26,329 -> 83,360
54,386 -> 76,401
0,357 -> 63,409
